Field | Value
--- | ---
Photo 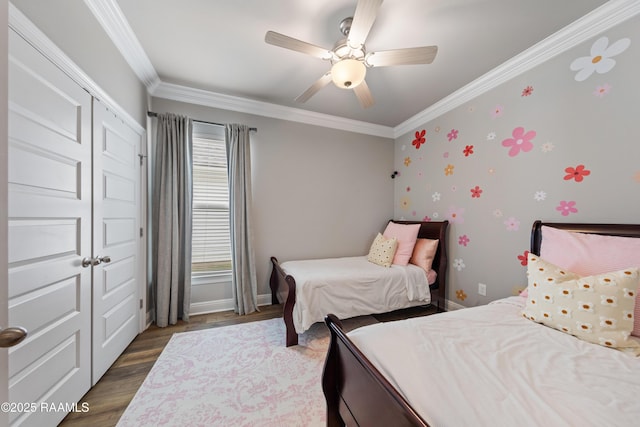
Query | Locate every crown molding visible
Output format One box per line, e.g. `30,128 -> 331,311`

153,81 -> 395,138
393,0 -> 640,138
8,2 -> 144,134
83,0 -> 160,91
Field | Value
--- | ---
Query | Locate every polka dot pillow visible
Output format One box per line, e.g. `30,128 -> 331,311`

367,233 -> 398,268
523,254 -> 640,355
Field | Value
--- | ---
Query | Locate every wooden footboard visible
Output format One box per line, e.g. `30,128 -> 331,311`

269,256 -> 299,346
323,314 -> 429,427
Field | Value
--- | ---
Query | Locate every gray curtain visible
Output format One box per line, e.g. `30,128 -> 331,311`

152,113 -> 193,327
225,124 -> 259,315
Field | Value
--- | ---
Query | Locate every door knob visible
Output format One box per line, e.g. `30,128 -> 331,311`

0,326 -> 28,348
81,257 -> 101,268
81,256 -> 111,267
98,255 -> 111,264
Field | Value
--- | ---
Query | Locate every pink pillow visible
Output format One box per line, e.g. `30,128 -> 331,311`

383,222 -> 420,266
539,226 -> 640,336
409,238 -> 438,272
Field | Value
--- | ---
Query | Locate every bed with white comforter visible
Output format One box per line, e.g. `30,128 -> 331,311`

280,256 -> 435,333
347,295 -> 640,427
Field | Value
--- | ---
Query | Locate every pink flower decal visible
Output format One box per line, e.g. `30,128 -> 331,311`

502,127 -> 536,157
447,129 -> 459,141
458,235 -> 470,246
412,129 -> 426,149
556,200 -> 578,216
593,83 -> 612,97
491,105 -> 504,119
564,164 -> 591,182
521,86 -> 534,96
463,145 -> 474,157
470,186 -> 482,198
423,215 -> 432,222
518,250 -> 530,266
446,206 -> 465,224
504,217 -> 520,231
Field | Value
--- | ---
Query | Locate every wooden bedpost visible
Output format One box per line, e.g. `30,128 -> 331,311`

270,256 -> 299,346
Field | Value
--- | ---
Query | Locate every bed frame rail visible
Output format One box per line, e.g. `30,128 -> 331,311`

323,314 -> 430,427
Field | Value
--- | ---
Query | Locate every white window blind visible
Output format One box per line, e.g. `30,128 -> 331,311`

191,127 -> 232,280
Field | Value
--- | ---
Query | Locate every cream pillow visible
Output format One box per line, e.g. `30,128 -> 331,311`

367,233 -> 398,268
523,254 -> 640,355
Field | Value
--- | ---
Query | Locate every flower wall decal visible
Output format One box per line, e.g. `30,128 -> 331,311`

570,36 -> 631,82
593,83 -> 612,97
446,206 -> 465,224
412,129 -> 426,149
502,127 -> 536,157
517,250 -> 530,266
556,200 -> 578,216
391,25 -> 636,309
564,165 -> 591,182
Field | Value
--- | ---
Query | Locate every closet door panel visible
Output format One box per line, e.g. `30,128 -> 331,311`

92,100 -> 140,384
7,29 -> 92,427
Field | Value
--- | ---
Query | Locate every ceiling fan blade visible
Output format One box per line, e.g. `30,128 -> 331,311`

367,46 -> 438,67
265,31 -> 332,59
295,72 -> 333,103
353,80 -> 375,108
347,0 -> 383,49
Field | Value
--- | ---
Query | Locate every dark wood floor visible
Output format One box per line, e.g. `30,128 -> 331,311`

58,303 -> 437,426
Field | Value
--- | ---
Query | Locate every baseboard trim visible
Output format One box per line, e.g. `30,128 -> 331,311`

189,293 -> 274,316
445,299 -> 466,311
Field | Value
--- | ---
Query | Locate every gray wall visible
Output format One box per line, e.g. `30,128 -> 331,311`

394,15 -> 640,307
151,97 -> 395,303
11,0 -> 147,126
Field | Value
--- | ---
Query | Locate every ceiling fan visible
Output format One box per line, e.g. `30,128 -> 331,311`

265,0 -> 438,108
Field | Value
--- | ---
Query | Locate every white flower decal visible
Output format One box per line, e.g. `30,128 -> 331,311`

432,192 -> 441,202
570,36 -> 631,82
534,190 -> 547,202
541,142 -> 555,153
453,258 -> 465,271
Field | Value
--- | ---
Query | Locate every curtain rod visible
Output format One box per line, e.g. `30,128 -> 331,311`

147,111 -> 257,132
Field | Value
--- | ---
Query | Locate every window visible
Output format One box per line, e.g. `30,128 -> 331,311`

191,123 -> 232,284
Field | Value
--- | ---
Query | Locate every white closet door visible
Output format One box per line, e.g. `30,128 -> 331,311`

92,100 -> 140,384
7,30 -> 92,426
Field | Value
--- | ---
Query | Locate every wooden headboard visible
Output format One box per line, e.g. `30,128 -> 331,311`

531,220 -> 640,255
392,220 -> 449,310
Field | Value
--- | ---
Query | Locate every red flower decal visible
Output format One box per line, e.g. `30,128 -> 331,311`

521,86 -> 534,96
463,145 -> 474,157
564,164 -> 591,182
412,130 -> 426,149
470,186 -> 483,198
518,250 -> 530,266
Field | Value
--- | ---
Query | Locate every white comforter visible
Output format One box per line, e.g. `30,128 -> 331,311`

348,296 -> 640,427
280,256 -> 431,333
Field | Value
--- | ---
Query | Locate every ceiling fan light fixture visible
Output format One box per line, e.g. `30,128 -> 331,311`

331,59 -> 366,89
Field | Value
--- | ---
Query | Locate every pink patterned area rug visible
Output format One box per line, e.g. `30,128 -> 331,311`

117,316 -> 376,427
